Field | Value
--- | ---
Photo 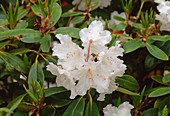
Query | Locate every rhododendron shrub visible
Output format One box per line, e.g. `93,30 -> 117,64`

0,0 -> 169,116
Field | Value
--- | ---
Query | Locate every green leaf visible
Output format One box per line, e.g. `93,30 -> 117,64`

115,34 -> 132,39
15,20 -> 28,29
3,52 -> 28,73
116,87 -> 140,96
148,35 -> 170,41
63,97 -> 85,116
62,12 -> 84,17
113,16 -> 126,21
161,40 -> 170,56
123,39 -> 143,53
21,32 -> 42,43
23,84 -> 38,103
146,44 -> 169,61
149,87 -> 170,97
0,41 -> 10,49
163,73 -> 170,83
70,16 -> 85,24
161,105 -> 168,116
40,105 -> 56,116
84,100 -> 100,116
0,108 -> 13,114
0,52 -> 14,71
151,75 -> 168,85
31,4 -> 43,17
44,87 -> 67,97
91,1 -> 99,11
154,96 -> 170,115
115,75 -> 140,91
0,29 -> 37,41
17,102 -> 37,112
9,48 -> 31,55
28,61 -> 44,91
48,3 -> 62,28
13,111 -> 28,116
40,34 -> 51,52
141,108 -> 158,116
0,19 -> 9,26
5,94 -> 26,116
132,22 -> 143,29
51,98 -> 71,108
53,27 -> 80,39
110,23 -> 127,31
45,96 -> 71,108
145,54 -> 160,71
17,7 -> 29,21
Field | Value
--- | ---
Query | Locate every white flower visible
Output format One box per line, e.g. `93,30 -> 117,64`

72,62 -> 111,96
72,0 -> 112,11
155,0 -> 170,31
46,63 -> 77,99
52,34 -> 85,70
109,11 -> 126,27
97,42 -> 126,101
103,102 -> 134,116
79,20 -> 112,54
154,0 -> 165,4
47,20 -> 126,99
97,0 -> 112,9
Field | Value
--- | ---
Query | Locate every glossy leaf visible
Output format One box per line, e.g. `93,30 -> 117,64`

40,34 -> 51,52
148,35 -> 170,41
146,44 -> 169,61
151,75 -> 167,85
53,27 -> 80,39
163,73 -> 170,83
113,16 -> 126,21
70,16 -> 85,24
63,97 -> 85,116
17,7 -> 29,21
4,94 -> 26,116
0,29 -> 36,37
84,100 -> 100,116
116,75 -> 140,91
123,39 -> 143,53
161,105 -> 168,116
17,102 -> 37,112
141,108 -> 158,116
28,61 -> 44,91
15,20 -> 28,29
116,87 -> 140,96
48,3 -> 62,28
3,52 -> 28,73
23,84 -> 38,103
9,48 -> 31,55
0,108 -> 13,114
62,11 -> 84,17
13,111 -> 28,116
0,52 -> 14,71
21,32 -> 42,43
110,23 -> 127,31
145,54 -> 160,71
149,87 -> 170,97
44,87 -> 67,97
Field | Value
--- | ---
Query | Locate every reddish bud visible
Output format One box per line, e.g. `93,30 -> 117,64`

62,1 -> 67,6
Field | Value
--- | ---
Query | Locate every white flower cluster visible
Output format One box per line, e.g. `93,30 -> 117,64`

109,11 -> 126,27
155,0 -> 170,31
47,20 -> 126,100
72,0 -> 112,11
103,102 -> 134,116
